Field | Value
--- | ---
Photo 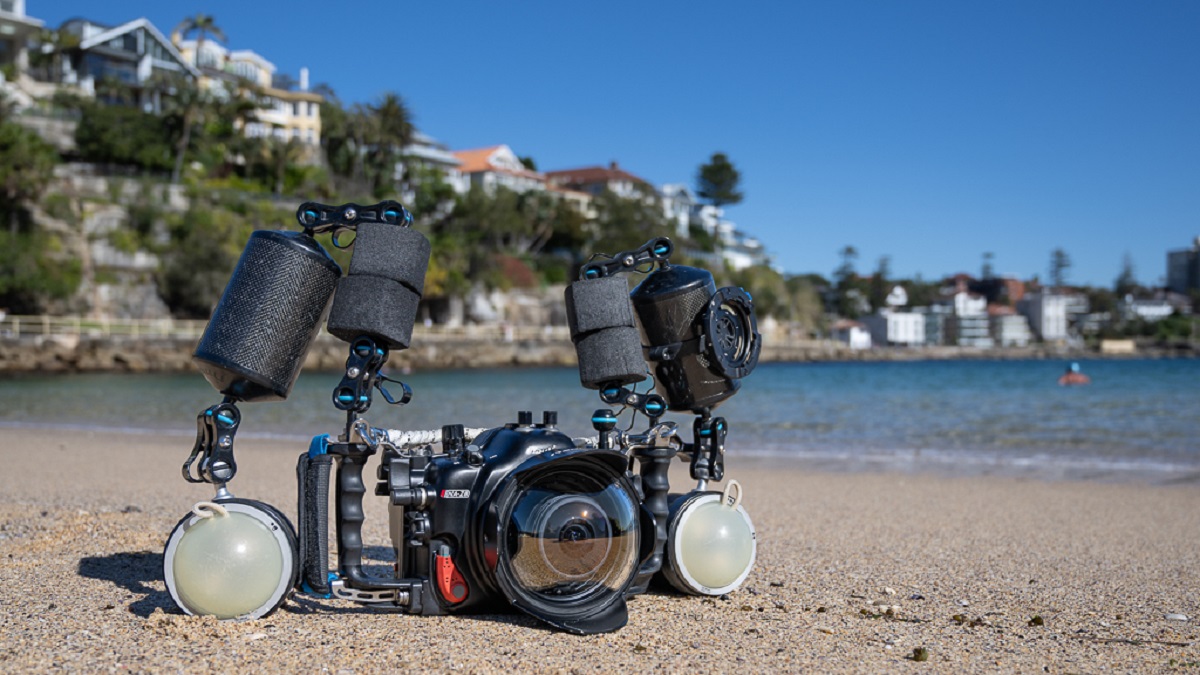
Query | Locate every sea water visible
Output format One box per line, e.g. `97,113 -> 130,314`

1,358 -> 1197,481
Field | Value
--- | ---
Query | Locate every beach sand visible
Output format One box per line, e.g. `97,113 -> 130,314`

1,427 -> 1198,673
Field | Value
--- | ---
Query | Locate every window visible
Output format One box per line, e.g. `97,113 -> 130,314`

307,102 -> 315,117
233,61 -> 257,80
0,1 -> 16,13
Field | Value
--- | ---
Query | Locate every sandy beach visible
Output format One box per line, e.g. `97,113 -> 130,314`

1,426 -> 1198,673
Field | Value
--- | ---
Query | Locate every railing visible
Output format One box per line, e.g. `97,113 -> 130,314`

0,315 -> 833,350
0,315 -> 207,339
0,315 -> 573,343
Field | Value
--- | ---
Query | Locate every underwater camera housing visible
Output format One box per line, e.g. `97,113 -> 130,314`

164,205 -> 760,634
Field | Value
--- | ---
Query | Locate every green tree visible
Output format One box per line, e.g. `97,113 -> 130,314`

1114,252 -> 1139,297
833,245 -> 864,318
1049,247 -> 1071,290
251,135 -> 306,196
75,103 -> 173,170
696,152 -> 743,209
0,121 -> 58,232
591,186 -> 670,253
784,274 -> 825,335
158,197 -> 282,317
901,275 -> 941,307
730,264 -> 788,319
0,229 -> 81,313
869,255 -> 891,311
1087,287 -> 1116,315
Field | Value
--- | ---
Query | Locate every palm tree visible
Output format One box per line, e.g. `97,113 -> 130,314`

155,74 -> 213,183
367,92 -> 413,194
173,14 -> 226,67
258,135 -> 305,195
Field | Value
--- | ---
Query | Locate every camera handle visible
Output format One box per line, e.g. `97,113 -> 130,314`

625,422 -> 680,594
300,436 -> 417,597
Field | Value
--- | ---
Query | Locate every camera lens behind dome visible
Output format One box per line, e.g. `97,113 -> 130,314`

494,459 -> 641,634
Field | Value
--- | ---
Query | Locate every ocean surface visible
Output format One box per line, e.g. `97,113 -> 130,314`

2,358 -> 1198,481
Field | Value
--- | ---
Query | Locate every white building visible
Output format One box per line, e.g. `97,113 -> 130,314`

1120,297 -> 1175,322
451,145 -> 546,195
991,313 -> 1032,347
402,132 -> 461,173
1019,292 -> 1070,341
832,319 -> 872,350
950,291 -> 994,348
863,310 -> 925,347
954,291 -> 987,317
55,18 -> 199,111
659,183 -> 696,239
0,0 -> 42,77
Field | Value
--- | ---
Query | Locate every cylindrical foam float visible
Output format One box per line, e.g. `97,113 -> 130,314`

326,222 -> 430,349
565,276 -> 647,389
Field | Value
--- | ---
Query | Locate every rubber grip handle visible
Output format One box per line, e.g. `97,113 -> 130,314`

629,446 -> 673,593
297,453 -> 333,594
335,454 -> 368,578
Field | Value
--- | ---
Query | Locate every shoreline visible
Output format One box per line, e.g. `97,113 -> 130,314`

2,421 -> 1198,487
1,426 -> 1198,672
1,333 -> 1193,374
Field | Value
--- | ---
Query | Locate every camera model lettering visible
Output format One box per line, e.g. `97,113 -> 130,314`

163,201 -> 762,634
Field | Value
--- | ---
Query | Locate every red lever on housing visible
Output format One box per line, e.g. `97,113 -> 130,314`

435,552 -> 468,604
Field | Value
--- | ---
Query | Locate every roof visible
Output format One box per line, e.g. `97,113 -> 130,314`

451,145 -> 542,180
79,17 -> 200,78
544,162 -> 648,186
452,146 -> 506,174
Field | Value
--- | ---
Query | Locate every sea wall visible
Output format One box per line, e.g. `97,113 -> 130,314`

1,333 -> 1177,375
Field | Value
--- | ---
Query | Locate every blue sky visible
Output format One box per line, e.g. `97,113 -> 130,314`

38,1 -> 1200,287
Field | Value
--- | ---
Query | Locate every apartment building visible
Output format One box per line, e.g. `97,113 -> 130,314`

1018,292 -> 1070,341
1167,237 -> 1200,294
174,36 -> 322,149
0,0 -> 41,75
54,18 -> 199,111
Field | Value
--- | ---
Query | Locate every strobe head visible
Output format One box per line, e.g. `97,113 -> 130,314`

193,230 -> 341,402
163,499 -> 299,620
630,265 -> 761,412
658,485 -> 756,596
